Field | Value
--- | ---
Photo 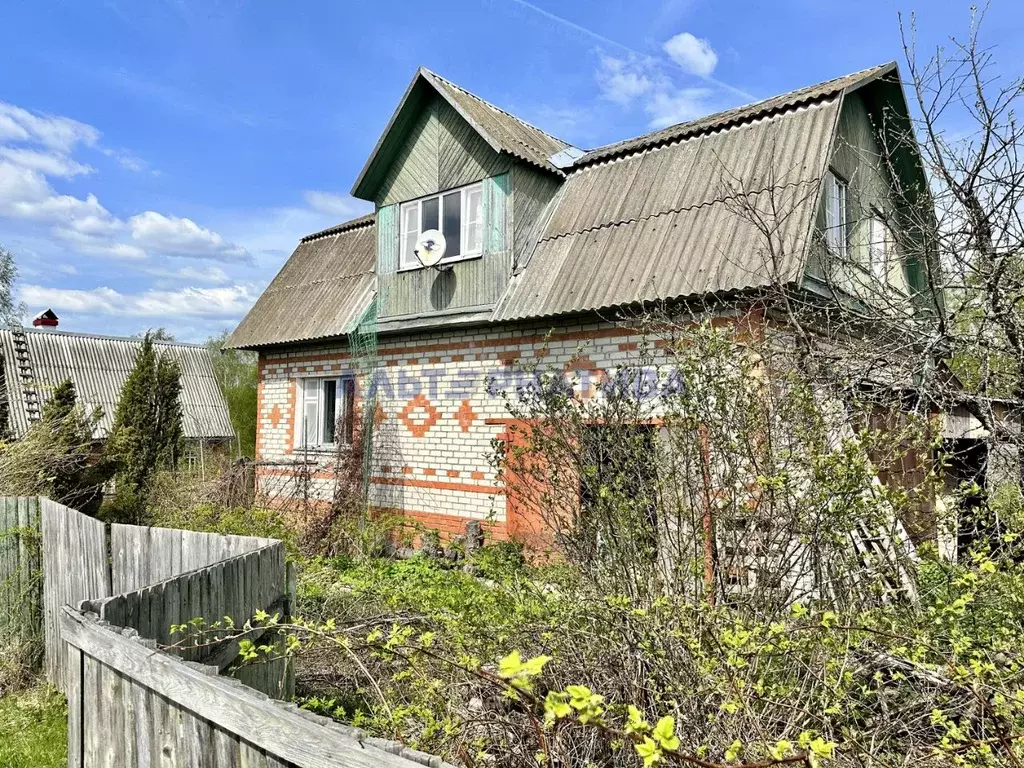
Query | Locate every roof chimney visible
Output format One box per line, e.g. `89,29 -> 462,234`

32,308 -> 59,329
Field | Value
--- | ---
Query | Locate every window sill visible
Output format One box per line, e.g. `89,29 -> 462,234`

397,252 -> 483,273
293,444 -> 353,455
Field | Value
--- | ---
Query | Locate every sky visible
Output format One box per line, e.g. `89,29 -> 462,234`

0,0 -> 1021,343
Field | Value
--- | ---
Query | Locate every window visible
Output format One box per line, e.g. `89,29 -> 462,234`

868,211 -> 891,282
295,376 -> 355,450
400,181 -> 484,269
824,171 -> 848,258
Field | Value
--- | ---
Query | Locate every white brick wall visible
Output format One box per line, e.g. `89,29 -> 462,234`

256,318 -> 650,536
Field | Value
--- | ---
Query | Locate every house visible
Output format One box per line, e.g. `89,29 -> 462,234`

0,318 -> 234,456
228,62 -> 940,546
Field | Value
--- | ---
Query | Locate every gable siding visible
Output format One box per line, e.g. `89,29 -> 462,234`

510,163 -> 561,273
375,93 -> 518,321
377,106 -> 441,208
377,94 -> 512,208
807,91 -> 910,295
437,99 -> 509,191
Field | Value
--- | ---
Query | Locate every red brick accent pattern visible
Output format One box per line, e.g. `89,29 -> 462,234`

399,393 -> 440,438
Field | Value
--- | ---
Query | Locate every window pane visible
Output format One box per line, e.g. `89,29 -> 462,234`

322,379 -> 337,444
421,197 -> 439,231
825,173 -> 847,256
302,383 -> 318,448
870,216 -> 888,280
401,204 -> 420,267
443,191 -> 462,257
342,378 -> 356,444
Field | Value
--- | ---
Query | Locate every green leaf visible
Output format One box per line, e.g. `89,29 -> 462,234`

497,650 -> 524,679
725,740 -> 742,761
635,736 -> 662,768
625,704 -> 650,735
544,691 -> 571,720
652,715 -> 679,751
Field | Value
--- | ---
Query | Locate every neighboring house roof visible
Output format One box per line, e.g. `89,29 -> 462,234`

230,62 -> 907,349
0,328 -> 235,440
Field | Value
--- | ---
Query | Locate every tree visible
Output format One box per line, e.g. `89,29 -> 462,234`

206,331 -> 257,458
104,334 -> 184,521
136,327 -> 175,342
0,244 -> 25,442
0,378 -> 110,515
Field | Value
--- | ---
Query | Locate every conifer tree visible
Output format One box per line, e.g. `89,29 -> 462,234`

36,378 -> 108,514
104,334 -> 184,521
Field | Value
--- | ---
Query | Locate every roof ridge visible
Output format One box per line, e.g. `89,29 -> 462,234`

13,326 -> 205,348
422,68 -> 572,149
579,61 -> 896,165
301,211 -> 376,243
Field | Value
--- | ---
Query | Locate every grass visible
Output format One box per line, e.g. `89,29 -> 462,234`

0,683 -> 67,768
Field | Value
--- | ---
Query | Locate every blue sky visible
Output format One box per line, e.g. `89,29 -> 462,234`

0,0 -> 1020,342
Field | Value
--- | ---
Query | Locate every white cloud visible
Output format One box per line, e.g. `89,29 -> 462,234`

101,147 -> 149,173
0,102 -> 100,152
595,51 -> 716,129
646,88 -> 714,128
302,191 -> 368,220
663,32 -> 718,77
129,211 -> 251,263
0,162 -> 120,232
20,283 -> 257,318
144,265 -> 231,285
52,229 -> 147,260
0,147 -> 93,177
597,55 -> 655,105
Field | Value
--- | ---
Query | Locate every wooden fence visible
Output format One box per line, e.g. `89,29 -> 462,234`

62,608 -> 451,768
92,540 -> 293,699
110,524 -> 275,593
0,496 -> 42,636
2,497 -> 452,767
0,497 -> 290,697
41,499 -> 111,692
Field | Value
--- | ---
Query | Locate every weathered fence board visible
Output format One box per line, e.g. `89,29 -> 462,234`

111,524 -> 275,593
41,498 -> 111,692
0,496 -> 42,634
62,608 -> 451,768
95,543 -> 286,656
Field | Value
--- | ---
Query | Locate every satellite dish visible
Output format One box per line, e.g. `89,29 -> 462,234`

415,229 -> 447,268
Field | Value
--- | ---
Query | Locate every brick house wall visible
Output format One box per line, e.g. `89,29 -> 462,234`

255,317 -> 654,541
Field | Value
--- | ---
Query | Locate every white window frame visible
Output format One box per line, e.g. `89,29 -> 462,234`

868,210 -> 891,282
399,181 -> 484,271
824,170 -> 848,258
294,376 -> 355,451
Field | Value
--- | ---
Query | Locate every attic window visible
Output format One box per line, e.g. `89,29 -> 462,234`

400,182 -> 483,270
868,210 -> 892,282
824,170 -> 849,258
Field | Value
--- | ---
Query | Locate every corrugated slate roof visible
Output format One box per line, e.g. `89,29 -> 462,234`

0,329 -> 234,440
226,215 -> 376,349
421,69 -> 571,174
494,96 -> 841,320
579,62 -> 895,165
232,63 -> 904,347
